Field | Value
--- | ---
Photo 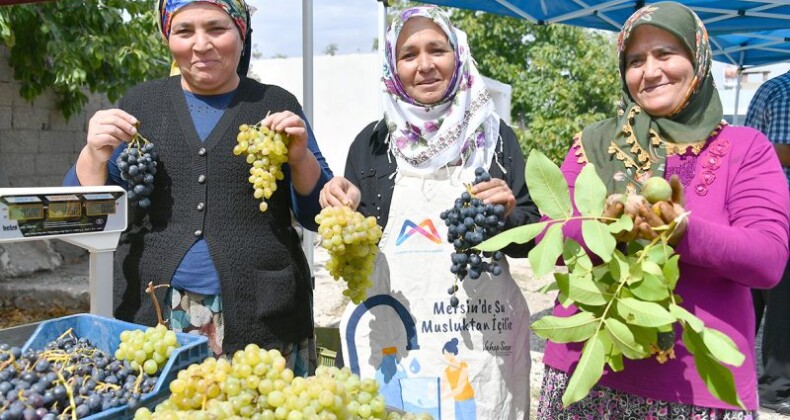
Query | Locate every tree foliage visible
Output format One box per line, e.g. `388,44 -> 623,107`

387,2 -> 621,163
0,1 -> 170,119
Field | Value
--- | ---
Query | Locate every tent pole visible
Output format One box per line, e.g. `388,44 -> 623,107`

301,0 -> 315,284
302,0 -> 313,122
378,1 -> 387,65
733,67 -> 742,125
378,1 -> 387,116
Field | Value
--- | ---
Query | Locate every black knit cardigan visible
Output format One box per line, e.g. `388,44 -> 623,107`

113,76 -> 313,354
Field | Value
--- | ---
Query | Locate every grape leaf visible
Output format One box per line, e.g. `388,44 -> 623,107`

582,220 -> 616,262
608,214 -> 634,234
607,351 -> 624,372
563,239 -> 593,271
607,249 -> 629,282
531,312 -> 599,343
683,328 -> 746,409
562,332 -> 606,407
604,317 -> 649,359
702,327 -> 745,367
616,298 -> 675,327
529,223 -> 564,278
574,163 -> 606,218
629,273 -> 670,302
645,243 -> 672,265
669,303 -> 704,332
663,255 -> 680,289
538,280 -> 560,294
525,149 -> 573,219
568,271 -> 611,306
554,273 -> 576,308
476,221 -> 548,251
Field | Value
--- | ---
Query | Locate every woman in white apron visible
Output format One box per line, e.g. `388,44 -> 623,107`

319,6 -> 539,419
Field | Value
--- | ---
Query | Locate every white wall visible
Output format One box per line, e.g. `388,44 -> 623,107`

250,54 -> 382,176
249,53 -> 513,175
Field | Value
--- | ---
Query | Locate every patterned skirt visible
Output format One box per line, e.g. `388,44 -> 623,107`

165,288 -> 317,377
537,366 -> 758,420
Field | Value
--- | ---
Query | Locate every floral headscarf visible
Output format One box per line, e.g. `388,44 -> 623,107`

157,0 -> 253,75
383,6 -> 500,175
578,1 -> 723,194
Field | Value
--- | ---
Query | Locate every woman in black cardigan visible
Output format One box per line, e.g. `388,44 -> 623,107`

65,0 -> 332,369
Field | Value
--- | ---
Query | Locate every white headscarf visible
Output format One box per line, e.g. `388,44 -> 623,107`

382,6 -> 500,175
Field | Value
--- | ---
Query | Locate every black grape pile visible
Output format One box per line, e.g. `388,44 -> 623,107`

117,130 -> 157,209
0,331 -> 159,420
440,167 -> 506,307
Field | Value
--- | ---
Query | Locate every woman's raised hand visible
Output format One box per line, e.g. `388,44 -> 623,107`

85,109 -> 139,163
638,175 -> 688,245
603,193 -> 651,243
319,176 -> 361,210
261,111 -> 308,168
471,177 -> 516,217
603,175 -> 687,244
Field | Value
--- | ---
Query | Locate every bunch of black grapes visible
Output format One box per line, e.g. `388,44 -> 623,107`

0,334 -> 158,419
117,131 -> 157,209
440,167 -> 506,307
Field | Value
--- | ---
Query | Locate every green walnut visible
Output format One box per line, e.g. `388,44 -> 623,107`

642,177 -> 672,204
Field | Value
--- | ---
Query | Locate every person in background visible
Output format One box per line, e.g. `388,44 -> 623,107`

63,0 -> 332,372
319,6 -> 538,419
744,69 -> 790,415
536,2 -> 789,418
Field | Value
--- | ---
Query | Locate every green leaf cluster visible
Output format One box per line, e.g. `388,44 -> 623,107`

478,150 -> 746,409
0,1 -> 170,119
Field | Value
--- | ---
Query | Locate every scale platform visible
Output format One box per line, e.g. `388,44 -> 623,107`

0,186 -> 128,317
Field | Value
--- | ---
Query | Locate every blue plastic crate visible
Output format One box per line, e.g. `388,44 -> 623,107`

21,313 -> 210,419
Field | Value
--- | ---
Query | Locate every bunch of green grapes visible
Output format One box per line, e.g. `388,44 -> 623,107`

316,206 -> 383,304
116,324 -> 179,375
135,345 -> 425,419
233,123 -> 290,213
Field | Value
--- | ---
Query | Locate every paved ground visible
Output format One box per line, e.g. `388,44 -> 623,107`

2,247 -> 786,419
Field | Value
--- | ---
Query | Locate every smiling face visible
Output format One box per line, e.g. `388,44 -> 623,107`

624,25 -> 695,117
168,3 -> 243,95
395,17 -> 456,105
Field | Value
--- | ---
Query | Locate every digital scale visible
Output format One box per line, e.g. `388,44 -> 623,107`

0,186 -> 127,317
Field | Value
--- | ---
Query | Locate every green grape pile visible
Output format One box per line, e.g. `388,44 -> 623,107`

316,206 -> 383,304
233,123 -> 290,213
116,324 -> 179,375
134,345 -> 426,419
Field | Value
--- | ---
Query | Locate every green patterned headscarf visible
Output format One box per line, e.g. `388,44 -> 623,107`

578,1 -> 723,194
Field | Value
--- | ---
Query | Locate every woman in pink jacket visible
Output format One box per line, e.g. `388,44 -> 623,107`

537,2 -> 790,418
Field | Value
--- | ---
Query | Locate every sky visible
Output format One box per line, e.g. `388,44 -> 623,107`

250,0 -> 382,58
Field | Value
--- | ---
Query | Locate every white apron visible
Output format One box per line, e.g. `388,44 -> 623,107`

340,166 -> 531,420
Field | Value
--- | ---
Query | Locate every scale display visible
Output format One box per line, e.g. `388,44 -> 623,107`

0,186 -> 127,241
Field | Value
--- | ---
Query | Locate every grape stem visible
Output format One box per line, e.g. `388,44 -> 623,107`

55,369 -> 78,420
133,369 -> 144,393
145,282 -> 170,327
0,351 -> 15,371
56,327 -> 75,341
